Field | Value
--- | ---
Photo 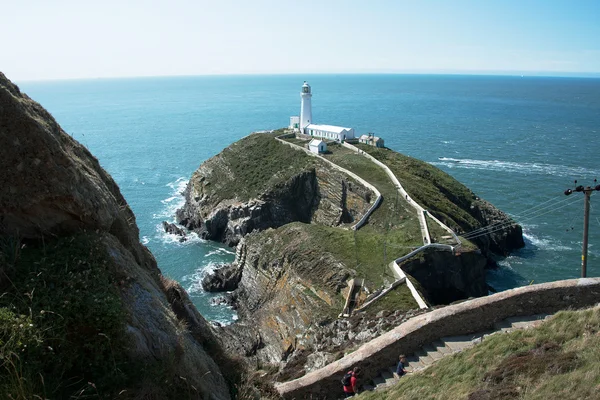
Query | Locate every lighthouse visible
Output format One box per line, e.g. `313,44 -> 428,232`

288,81 -> 356,142
300,81 -> 312,130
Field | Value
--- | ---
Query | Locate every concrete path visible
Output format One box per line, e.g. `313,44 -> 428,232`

362,314 -> 551,392
275,135 -> 382,231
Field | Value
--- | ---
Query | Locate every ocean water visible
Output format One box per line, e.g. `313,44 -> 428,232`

17,74 -> 600,322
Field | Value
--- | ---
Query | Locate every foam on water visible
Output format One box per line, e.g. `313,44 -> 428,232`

433,157 -> 600,177
205,248 -> 236,257
522,230 -> 573,252
153,177 -> 188,220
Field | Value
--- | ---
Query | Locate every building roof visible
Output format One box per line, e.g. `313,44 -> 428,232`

359,134 -> 383,141
309,139 -> 324,146
306,124 -> 353,134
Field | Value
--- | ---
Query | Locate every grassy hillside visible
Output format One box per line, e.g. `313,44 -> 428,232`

359,306 -> 600,400
245,223 -> 418,319
356,144 -> 482,233
191,132 -> 317,202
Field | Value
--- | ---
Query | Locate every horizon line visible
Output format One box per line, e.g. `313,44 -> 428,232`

12,70 -> 600,84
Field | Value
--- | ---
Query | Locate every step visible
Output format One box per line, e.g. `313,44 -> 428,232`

422,344 -> 444,361
507,314 -> 550,329
414,350 -> 435,366
362,384 -> 375,392
405,356 -> 426,371
372,375 -> 386,387
493,314 -> 550,332
431,340 -> 454,356
440,333 -> 485,352
380,369 -> 398,387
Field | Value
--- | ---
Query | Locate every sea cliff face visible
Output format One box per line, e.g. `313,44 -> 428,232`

182,132 -> 524,379
176,133 -> 374,246
185,134 -> 522,380
0,72 -> 232,399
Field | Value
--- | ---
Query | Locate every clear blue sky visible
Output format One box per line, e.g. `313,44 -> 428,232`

3,0 -> 599,81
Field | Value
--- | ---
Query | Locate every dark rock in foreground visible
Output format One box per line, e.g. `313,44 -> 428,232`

0,72 -> 232,399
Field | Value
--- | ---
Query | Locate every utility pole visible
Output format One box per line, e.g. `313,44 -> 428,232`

564,180 -> 600,277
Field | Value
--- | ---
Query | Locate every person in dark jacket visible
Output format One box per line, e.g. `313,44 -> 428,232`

342,367 -> 361,397
396,355 -> 408,377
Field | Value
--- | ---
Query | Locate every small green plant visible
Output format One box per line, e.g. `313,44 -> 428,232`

0,233 -> 130,398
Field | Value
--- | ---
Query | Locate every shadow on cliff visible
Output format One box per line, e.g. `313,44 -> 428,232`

0,71 -> 268,399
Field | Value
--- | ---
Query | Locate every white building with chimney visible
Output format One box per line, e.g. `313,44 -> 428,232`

289,82 -> 356,142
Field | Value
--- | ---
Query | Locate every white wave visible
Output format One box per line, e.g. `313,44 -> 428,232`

153,177 -> 189,220
155,222 -> 205,246
211,316 -> 237,326
141,236 -> 150,245
433,157 -> 600,177
182,261 -> 224,294
523,231 -> 573,251
205,247 -> 236,257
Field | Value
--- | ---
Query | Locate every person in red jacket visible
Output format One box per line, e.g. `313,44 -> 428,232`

342,367 -> 361,397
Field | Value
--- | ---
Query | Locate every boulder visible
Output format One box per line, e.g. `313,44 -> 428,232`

162,221 -> 188,242
202,263 -> 243,292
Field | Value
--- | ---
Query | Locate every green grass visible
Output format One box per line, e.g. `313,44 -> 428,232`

356,144 -> 482,234
358,306 -> 600,400
191,133 -> 316,202
0,234 -> 202,399
323,146 -> 422,247
282,137 -> 311,147
0,234 -> 130,398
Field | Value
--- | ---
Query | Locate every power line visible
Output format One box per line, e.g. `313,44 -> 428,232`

564,179 -> 600,278
461,195 -> 577,238
507,194 -> 567,219
462,196 -> 581,241
463,199 -> 580,243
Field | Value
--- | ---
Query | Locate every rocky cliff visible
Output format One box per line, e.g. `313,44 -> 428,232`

360,146 -> 525,257
0,72 -> 233,399
214,225 -> 425,381
186,133 -> 524,381
176,133 -> 374,246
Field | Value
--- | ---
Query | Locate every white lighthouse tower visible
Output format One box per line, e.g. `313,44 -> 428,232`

299,81 -> 312,131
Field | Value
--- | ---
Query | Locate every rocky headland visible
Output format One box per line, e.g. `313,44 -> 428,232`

177,132 -> 524,380
0,72 -> 238,399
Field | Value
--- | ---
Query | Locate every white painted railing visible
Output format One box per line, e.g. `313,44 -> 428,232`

341,142 -> 431,245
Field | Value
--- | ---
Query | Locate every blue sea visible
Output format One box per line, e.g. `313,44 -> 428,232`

18,74 -> 600,323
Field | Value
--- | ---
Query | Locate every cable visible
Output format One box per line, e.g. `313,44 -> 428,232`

463,195 -> 575,237
463,196 -> 581,241
506,194 -> 566,219
588,203 -> 600,229
464,196 -> 581,240
461,195 -> 578,238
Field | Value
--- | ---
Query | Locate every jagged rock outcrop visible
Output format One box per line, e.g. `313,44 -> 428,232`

176,134 -> 373,246
469,199 -> 524,256
216,226 -> 351,369
202,263 -> 242,292
163,221 -> 188,242
400,247 -> 488,304
0,72 -> 231,399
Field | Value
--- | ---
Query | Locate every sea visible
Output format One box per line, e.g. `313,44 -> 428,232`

17,74 -> 600,324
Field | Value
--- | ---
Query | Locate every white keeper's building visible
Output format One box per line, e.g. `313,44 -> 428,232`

289,82 -> 356,142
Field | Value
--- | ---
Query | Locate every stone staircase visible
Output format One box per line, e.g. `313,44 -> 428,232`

362,314 -> 551,392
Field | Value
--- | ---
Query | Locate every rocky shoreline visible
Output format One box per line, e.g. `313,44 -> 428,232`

176,132 -> 525,378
